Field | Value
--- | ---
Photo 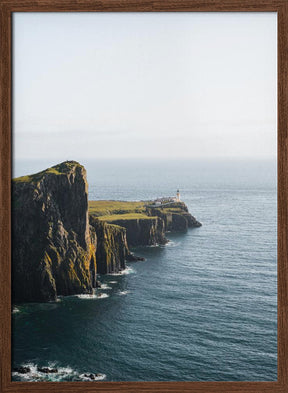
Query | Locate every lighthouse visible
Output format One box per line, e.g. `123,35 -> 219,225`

176,189 -> 180,202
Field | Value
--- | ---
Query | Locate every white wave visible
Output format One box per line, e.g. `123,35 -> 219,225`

108,281 -> 117,284
165,240 -> 180,248
75,293 -> 109,300
12,363 -> 76,382
79,373 -> 106,381
100,284 -> 112,290
75,293 -> 97,299
12,363 -> 106,382
12,307 -> 20,314
121,267 -> 135,275
96,293 -> 109,299
109,266 -> 135,276
118,290 -> 130,296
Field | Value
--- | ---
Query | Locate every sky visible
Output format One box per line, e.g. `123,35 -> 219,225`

13,12 -> 277,161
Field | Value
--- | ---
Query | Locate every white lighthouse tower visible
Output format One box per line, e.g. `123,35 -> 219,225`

176,189 -> 180,202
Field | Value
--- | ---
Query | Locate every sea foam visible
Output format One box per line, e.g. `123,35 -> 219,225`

79,373 -> 106,381
12,363 -> 106,382
75,293 -> 109,300
118,290 -> 130,296
100,284 -> 112,290
109,266 -> 135,276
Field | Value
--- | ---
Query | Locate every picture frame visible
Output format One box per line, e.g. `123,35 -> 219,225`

0,1 -> 287,392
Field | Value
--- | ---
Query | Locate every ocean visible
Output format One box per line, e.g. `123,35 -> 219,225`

12,159 -> 277,381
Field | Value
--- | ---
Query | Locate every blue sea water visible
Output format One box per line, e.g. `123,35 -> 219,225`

12,159 -> 277,381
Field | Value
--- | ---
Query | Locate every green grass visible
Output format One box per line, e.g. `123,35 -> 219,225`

89,200 -> 185,223
13,168 -> 61,183
88,200 -> 146,217
97,213 -> 156,222
13,161 -> 82,184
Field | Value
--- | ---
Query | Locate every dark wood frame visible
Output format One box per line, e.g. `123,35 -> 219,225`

0,1 -> 286,392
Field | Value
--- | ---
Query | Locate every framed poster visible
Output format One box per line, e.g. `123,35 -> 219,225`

0,1 -> 287,392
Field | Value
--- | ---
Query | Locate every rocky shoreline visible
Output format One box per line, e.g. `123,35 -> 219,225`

12,161 -> 201,303
12,363 -> 106,382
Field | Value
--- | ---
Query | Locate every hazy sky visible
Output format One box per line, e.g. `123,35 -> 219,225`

13,12 -> 277,161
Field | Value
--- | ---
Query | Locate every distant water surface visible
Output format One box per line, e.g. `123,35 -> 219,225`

12,159 -> 277,381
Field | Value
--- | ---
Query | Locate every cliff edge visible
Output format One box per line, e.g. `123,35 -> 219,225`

12,162 -> 201,303
12,161 -> 97,302
89,200 -> 201,247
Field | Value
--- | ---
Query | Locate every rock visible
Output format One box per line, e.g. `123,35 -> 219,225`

83,373 -> 102,380
147,201 -> 202,231
89,217 -> 129,274
126,253 -> 145,262
84,373 -> 93,380
12,161 -> 202,304
106,217 -> 168,247
182,212 -> 202,228
12,161 -> 97,303
37,367 -> 58,373
95,280 -> 102,288
13,366 -> 31,374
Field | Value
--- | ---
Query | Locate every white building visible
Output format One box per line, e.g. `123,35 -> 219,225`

153,190 -> 180,205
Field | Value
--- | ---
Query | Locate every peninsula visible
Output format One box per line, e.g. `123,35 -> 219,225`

12,161 -> 201,303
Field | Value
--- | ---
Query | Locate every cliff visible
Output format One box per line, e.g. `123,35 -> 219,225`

104,216 -> 168,246
89,200 -> 201,247
12,162 -> 201,303
146,202 -> 202,232
89,217 -> 129,274
12,161 -> 97,302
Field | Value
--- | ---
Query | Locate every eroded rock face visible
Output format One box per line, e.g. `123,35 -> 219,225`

12,161 -> 97,302
12,161 -> 202,303
147,202 -> 202,232
107,217 -> 168,246
89,217 -> 129,274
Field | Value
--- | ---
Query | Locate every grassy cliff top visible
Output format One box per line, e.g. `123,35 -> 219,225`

88,200 -> 146,217
89,200 -> 184,214
89,200 -> 153,221
98,213 -> 157,222
89,200 -> 185,223
13,161 -> 83,184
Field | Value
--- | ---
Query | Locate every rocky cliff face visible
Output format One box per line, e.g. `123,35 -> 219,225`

89,201 -> 201,248
12,161 -> 97,302
89,217 -> 129,274
147,202 -> 201,232
106,217 -> 168,246
12,162 -> 202,303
